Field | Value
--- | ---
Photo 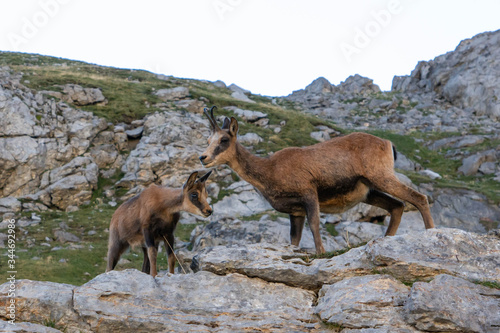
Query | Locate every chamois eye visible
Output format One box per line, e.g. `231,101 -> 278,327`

190,193 -> 198,200
220,137 -> 229,144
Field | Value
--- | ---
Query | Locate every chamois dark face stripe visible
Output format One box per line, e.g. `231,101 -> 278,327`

212,137 -> 230,157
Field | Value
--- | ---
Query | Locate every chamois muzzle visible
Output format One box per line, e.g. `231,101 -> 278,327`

203,208 -> 213,217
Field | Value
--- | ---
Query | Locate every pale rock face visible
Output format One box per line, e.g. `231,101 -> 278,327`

118,111 -> 211,191
0,67 -> 123,209
60,84 -> 107,106
154,86 -> 189,101
406,274 -> 500,332
1,228 -> 499,332
393,30 -> 500,120
316,275 -> 411,329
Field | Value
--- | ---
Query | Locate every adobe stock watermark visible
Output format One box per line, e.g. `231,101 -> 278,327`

7,0 -> 73,49
340,0 -> 403,63
5,218 -> 17,325
212,0 -> 244,21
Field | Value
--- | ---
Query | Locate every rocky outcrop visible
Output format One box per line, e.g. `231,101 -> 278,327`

2,228 -> 499,332
154,86 -> 190,101
0,67 -> 126,214
393,30 -> 500,120
116,110 -> 211,192
190,215 -> 344,253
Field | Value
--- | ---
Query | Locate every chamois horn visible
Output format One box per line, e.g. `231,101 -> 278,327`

203,106 -> 219,131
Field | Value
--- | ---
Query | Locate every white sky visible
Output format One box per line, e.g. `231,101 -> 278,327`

0,0 -> 499,96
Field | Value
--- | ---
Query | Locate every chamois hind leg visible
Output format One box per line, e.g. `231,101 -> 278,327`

290,215 -> 306,247
141,247 -> 150,274
370,175 -> 435,230
363,189 -> 405,236
304,197 -> 326,254
164,233 -> 176,274
106,240 -> 129,272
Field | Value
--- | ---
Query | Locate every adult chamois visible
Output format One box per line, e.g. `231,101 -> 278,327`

106,171 -> 212,276
199,106 -> 434,254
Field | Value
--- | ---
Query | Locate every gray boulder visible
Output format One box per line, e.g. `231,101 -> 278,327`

406,274 -> 500,332
60,84 -> 106,106
458,149 -> 498,176
430,188 -> 500,232
118,111 -> 211,189
338,74 -> 381,95
225,106 -> 267,122
154,86 -> 189,101
316,275 -> 411,330
304,77 -> 334,94
0,196 -> 21,214
237,132 -> 263,145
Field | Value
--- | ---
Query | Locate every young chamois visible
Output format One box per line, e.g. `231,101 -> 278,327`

199,106 -> 435,254
106,171 -> 212,276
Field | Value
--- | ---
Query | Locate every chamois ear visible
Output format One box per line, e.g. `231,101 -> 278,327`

228,117 -> 239,137
184,171 -> 198,190
221,117 -> 231,130
197,170 -> 212,183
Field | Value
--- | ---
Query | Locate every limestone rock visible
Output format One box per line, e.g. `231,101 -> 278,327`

61,84 -> 106,106
231,90 -> 255,103
192,228 -> 499,290
316,275 -> 411,329
237,132 -> 263,145
0,321 -> 63,332
54,230 -> 81,243
366,228 -> 500,283
458,149 -> 498,176
338,74 -> 381,95
154,86 -> 189,101
191,243 -> 373,290
310,130 -> 330,142
213,80 -> 226,88
0,279 -> 85,331
228,83 -> 251,95
212,185 -> 271,218
118,111 -> 211,189
78,270 -> 319,331
406,274 -> 500,332
225,106 -> 267,122
191,214 -> 342,253
393,30 -> 500,120
124,126 -> 143,139
0,196 -> 21,214
430,188 -> 500,233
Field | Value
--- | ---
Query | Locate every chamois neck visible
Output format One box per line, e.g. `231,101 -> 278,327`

159,187 -> 184,212
228,142 -> 271,191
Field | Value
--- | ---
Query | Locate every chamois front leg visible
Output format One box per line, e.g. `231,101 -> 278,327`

143,228 -> 158,277
304,197 -> 325,254
164,233 -> 176,274
289,215 -> 305,246
141,247 -> 150,274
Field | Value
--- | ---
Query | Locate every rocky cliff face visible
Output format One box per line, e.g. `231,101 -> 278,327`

392,30 -> 500,120
0,67 -> 121,211
1,228 -> 499,332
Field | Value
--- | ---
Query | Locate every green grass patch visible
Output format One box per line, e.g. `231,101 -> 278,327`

305,242 -> 367,262
475,280 -> 500,289
325,223 -> 339,237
